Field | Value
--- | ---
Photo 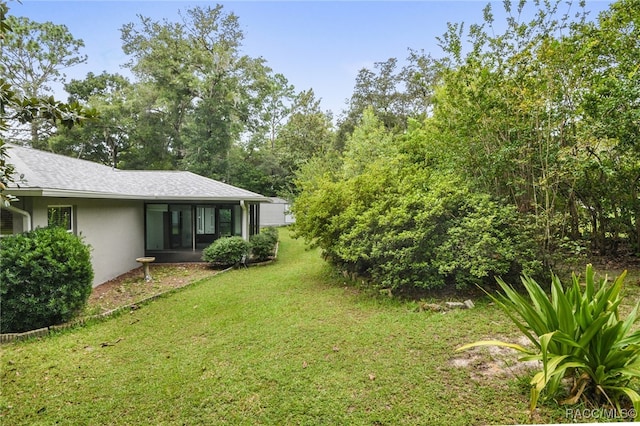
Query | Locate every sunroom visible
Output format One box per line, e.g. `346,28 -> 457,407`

144,202 -> 261,262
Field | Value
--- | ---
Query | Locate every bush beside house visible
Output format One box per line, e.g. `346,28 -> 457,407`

202,228 -> 279,266
0,227 -> 94,333
202,236 -> 250,266
250,227 -> 279,262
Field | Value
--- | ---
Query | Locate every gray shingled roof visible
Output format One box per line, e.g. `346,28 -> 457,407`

5,144 -> 268,202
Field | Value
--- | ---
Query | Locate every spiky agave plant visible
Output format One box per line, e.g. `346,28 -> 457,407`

458,264 -> 640,414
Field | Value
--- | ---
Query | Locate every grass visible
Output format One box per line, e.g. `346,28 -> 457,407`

1,229 -> 627,425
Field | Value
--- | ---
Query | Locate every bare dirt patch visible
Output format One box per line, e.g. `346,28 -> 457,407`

85,263 -> 223,316
451,335 -> 541,381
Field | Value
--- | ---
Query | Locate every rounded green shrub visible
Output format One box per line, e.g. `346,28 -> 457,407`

250,228 -> 279,262
202,236 -> 250,266
260,226 -> 279,244
0,226 -> 94,333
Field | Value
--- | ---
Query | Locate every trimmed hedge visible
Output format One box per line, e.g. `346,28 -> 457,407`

250,227 -> 279,262
0,227 -> 94,333
202,236 -> 250,266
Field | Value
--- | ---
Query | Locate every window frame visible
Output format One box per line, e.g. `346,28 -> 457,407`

47,205 -> 75,233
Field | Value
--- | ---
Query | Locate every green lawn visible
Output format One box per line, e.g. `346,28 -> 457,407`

1,230 -> 582,424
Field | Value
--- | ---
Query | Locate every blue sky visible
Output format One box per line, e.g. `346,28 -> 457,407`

14,1 -> 614,117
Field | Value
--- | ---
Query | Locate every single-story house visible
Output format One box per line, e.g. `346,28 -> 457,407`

0,144 -> 270,286
260,197 -> 295,227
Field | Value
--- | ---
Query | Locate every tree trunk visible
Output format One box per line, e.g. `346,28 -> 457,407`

568,191 -> 580,240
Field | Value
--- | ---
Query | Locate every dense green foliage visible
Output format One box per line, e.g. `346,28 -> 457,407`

202,236 -> 250,266
1,13 -> 87,147
460,265 -> 640,414
430,0 -> 640,259
249,227 -> 279,262
292,0 -> 640,292
293,113 -> 542,291
260,226 -> 279,244
0,227 -> 94,333
0,1 -> 95,206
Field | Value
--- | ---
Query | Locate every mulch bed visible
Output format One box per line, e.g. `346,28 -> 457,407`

87,263 -> 222,314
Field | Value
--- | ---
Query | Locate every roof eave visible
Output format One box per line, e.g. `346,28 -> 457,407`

5,187 -> 270,202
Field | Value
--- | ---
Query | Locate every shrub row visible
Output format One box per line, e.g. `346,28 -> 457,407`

292,161 -> 543,292
201,227 -> 279,266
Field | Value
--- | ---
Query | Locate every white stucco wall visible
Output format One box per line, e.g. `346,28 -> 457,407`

31,198 -> 144,287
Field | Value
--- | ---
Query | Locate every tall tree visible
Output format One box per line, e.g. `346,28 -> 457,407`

225,73 -> 295,195
0,15 -> 86,148
432,0 -> 591,258
50,72 -> 133,167
228,87 -> 334,196
399,48 -> 439,119
0,1 -> 94,206
249,72 -> 295,151
574,0 -> 640,252
337,52 -> 439,148
337,58 -> 405,145
275,89 -> 335,195
120,4 -> 272,180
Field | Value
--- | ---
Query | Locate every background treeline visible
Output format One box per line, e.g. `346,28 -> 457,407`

1,4 -> 335,197
2,0 -> 638,292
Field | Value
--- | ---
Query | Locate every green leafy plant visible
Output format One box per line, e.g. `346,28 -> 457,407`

293,158 -> 542,292
250,227 -> 279,262
202,236 -> 250,266
458,264 -> 640,415
260,226 -> 279,246
0,226 -> 94,333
